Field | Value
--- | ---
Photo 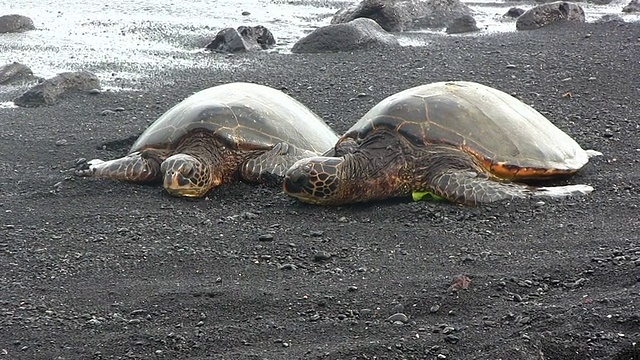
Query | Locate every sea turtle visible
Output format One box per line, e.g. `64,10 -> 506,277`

76,82 -> 338,197
283,81 -> 596,205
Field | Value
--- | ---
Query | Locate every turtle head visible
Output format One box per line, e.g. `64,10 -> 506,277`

283,156 -> 344,205
161,154 -> 217,197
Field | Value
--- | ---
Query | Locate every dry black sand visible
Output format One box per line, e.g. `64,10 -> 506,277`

1,22 -> 639,359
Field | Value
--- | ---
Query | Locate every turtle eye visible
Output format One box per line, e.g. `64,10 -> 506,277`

283,168 -> 310,194
289,171 -> 309,188
303,163 -> 314,175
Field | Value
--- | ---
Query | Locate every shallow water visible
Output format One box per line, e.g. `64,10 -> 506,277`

1,0 -> 638,87
0,0 -> 343,84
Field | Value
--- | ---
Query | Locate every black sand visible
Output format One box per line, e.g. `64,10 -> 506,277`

1,22 -> 639,359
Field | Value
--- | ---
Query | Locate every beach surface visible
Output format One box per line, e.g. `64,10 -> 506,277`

1,21 -> 639,359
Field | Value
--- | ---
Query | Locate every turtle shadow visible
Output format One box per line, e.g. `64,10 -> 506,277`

97,134 -> 140,151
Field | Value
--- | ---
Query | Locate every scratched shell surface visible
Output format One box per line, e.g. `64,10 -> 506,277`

343,81 -> 589,177
131,82 -> 338,154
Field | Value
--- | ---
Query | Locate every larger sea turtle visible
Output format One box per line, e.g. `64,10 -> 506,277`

283,81 -> 596,205
76,82 -> 338,197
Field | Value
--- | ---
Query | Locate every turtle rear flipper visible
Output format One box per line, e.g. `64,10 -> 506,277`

241,142 -> 317,184
533,185 -> 593,199
74,152 -> 163,183
430,170 -> 592,205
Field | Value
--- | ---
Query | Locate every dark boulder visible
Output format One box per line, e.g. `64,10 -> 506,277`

13,71 -> 100,107
504,7 -> 526,18
0,14 -> 35,33
206,25 -> 275,52
622,0 -> 640,12
0,62 -> 36,85
516,2 -> 585,30
238,25 -> 275,48
291,18 -> 399,54
446,14 -> 480,34
331,0 -> 472,31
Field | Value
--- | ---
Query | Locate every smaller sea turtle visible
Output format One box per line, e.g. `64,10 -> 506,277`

283,81 -> 597,205
76,82 -> 338,197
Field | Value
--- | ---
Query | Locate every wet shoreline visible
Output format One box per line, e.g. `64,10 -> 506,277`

1,0 -> 639,90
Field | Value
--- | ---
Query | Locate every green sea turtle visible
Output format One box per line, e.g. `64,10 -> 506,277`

283,81 -> 596,205
76,82 -> 338,197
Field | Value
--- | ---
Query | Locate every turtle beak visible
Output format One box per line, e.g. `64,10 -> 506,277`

163,170 -> 199,197
165,171 -> 190,187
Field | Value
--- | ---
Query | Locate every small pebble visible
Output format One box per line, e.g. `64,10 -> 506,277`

430,304 -> 440,313
444,335 -> 460,344
387,313 -> 408,323
242,11 -> 250,15
243,211 -> 258,219
279,263 -> 296,270
114,107 -> 125,112
506,64 -> 517,69
347,285 -> 358,292
88,88 -> 101,95
313,251 -> 331,262
101,109 -> 116,116
448,274 -> 471,291
392,303 -> 404,313
55,139 -> 68,146
258,234 -> 274,242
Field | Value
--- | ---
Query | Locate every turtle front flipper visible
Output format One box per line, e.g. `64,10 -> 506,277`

240,142 -> 318,184
428,170 -> 527,205
429,170 -> 593,205
75,150 -> 165,183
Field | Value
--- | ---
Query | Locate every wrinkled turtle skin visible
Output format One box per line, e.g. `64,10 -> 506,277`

284,81 -> 594,205
76,82 -> 339,197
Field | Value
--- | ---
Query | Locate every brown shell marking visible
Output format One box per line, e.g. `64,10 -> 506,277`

464,146 -> 580,180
